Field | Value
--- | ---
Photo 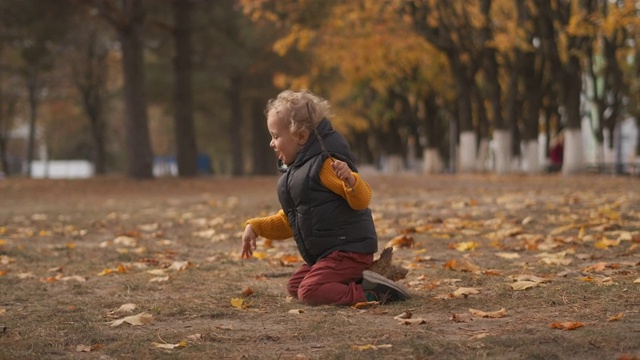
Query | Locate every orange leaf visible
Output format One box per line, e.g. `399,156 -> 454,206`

550,322 -> 584,330
608,313 -> 623,322
351,301 -> 378,309
241,287 -> 254,298
385,234 -> 414,249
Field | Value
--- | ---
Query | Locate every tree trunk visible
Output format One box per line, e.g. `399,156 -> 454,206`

451,58 -> 476,172
118,0 -> 154,179
493,129 -> 511,174
250,98 -> 274,175
172,0 -> 198,177
76,29 -> 108,175
561,56 -> 584,175
228,74 -> 244,176
26,74 -> 39,178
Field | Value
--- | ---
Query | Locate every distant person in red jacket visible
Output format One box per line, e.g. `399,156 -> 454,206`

548,133 -> 564,172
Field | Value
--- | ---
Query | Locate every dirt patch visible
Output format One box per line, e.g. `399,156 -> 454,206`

0,174 -> 639,359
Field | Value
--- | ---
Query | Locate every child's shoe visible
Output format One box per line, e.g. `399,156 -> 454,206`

362,270 -> 410,303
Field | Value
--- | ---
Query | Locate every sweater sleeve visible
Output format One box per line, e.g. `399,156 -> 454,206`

246,209 -> 293,240
319,158 -> 372,210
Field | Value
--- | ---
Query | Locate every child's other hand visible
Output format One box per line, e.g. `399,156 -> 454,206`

331,160 -> 355,188
241,224 -> 257,259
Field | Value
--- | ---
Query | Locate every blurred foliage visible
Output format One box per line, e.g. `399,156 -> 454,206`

0,0 -> 639,176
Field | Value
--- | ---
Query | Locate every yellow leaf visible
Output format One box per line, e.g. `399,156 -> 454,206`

252,252 -> 267,259
608,313 -> 623,322
0,239 -> 6,246
351,301 -> 378,309
97,268 -> 114,276
117,264 -> 128,273
453,241 -> 478,252
230,298 -> 249,310
66,242 -> 76,249
469,308 -> 506,318
595,237 -> 620,249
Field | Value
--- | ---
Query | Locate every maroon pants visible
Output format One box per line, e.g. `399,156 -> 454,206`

287,251 -> 373,306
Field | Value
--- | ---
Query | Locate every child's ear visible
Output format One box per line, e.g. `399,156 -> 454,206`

298,130 -> 309,145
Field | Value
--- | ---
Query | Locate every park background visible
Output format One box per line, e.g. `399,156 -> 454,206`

0,0 -> 639,179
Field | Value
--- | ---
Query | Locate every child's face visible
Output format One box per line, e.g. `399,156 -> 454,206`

267,114 -> 307,166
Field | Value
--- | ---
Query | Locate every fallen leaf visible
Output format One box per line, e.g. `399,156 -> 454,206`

509,275 -> 550,283
496,252 -> 520,259
351,301 -> 378,309
241,287 -> 254,297
168,261 -> 190,271
288,309 -> 304,314
252,251 -> 267,259
353,344 -> 393,351
186,334 -> 203,342
634,278 -> 640,284
114,303 -> 137,314
393,310 -> 412,320
443,259 -> 481,273
109,312 -> 153,327
97,268 -> 114,276
230,298 -> 249,310
152,341 -> 186,349
149,276 -> 169,283
75,344 -> 102,352
147,269 -> 167,276
469,308 -> 506,318
452,287 -> 481,298
385,234 -> 414,249
608,313 -> 624,322
453,241 -> 478,252
550,321 -> 584,330
59,275 -> 87,282
595,237 -> 621,249
113,236 -> 137,247
510,281 -> 539,291
398,318 -> 427,325
450,313 -> 472,323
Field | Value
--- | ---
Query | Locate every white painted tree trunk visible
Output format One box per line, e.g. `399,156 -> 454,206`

422,148 -> 444,174
476,137 -> 490,171
493,130 -> 511,174
522,140 -> 541,174
562,128 -> 584,175
383,155 -> 404,174
459,131 -> 477,173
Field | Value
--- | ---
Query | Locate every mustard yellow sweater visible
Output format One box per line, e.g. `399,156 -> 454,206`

247,158 -> 372,240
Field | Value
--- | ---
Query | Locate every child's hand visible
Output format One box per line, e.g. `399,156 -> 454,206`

241,224 -> 257,259
331,160 -> 355,188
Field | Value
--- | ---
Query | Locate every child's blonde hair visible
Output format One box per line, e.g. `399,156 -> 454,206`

266,89 -> 332,136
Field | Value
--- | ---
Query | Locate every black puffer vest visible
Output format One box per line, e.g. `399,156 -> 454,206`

277,118 -> 378,265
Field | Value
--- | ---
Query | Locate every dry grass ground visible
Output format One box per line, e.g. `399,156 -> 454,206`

0,174 -> 639,360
